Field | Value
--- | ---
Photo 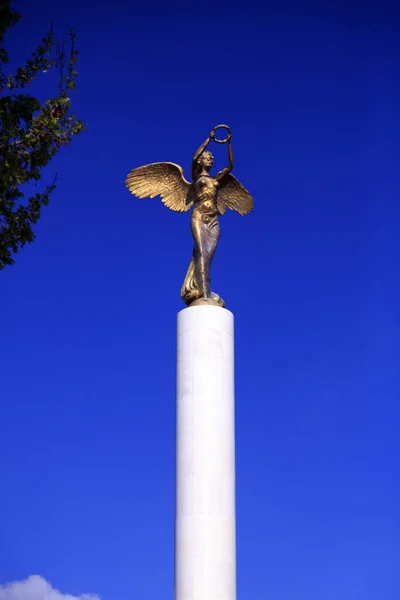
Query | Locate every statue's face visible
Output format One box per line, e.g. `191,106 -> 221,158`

199,153 -> 214,170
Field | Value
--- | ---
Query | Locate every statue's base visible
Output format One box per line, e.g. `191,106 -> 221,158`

188,297 -> 225,308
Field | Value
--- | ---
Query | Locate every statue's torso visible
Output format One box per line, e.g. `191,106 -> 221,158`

193,176 -> 219,219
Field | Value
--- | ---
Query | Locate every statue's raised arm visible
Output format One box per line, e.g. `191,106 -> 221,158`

191,134 -> 212,181
125,125 -> 254,308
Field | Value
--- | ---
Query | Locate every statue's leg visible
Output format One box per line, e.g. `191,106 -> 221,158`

191,217 -> 211,298
205,219 -> 224,307
203,217 -> 220,298
188,213 -> 225,307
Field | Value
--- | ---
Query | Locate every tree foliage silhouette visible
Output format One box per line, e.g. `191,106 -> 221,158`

0,0 -> 85,269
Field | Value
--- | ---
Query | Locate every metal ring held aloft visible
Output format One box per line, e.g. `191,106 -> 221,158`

210,124 -> 232,144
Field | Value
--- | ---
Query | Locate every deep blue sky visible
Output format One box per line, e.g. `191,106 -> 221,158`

1,1 -> 399,599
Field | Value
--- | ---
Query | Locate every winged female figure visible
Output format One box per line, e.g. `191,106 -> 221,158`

125,125 -> 253,308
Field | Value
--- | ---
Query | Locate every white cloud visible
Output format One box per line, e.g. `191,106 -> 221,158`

0,576 -> 100,600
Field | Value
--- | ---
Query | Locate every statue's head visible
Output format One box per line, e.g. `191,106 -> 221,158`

197,151 -> 214,172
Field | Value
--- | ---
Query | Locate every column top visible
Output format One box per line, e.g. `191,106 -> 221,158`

177,305 -> 234,335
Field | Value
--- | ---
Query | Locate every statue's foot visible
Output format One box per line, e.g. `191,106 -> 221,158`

189,291 -> 225,308
210,292 -> 224,305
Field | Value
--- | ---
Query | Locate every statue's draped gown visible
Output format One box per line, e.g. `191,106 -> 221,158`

180,175 -> 224,306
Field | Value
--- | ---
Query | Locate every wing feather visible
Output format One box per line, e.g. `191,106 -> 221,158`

125,162 -> 193,212
217,173 -> 254,216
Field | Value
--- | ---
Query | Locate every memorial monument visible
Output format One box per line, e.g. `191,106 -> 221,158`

126,124 -> 253,600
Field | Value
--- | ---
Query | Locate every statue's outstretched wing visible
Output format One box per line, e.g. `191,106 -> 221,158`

125,162 -> 194,212
217,174 -> 254,216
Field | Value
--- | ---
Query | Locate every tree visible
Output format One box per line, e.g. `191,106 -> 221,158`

0,0 -> 84,269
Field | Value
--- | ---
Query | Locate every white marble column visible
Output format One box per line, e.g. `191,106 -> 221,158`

175,306 -> 236,600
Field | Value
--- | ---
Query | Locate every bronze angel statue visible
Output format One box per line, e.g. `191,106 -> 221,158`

125,125 -> 253,308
